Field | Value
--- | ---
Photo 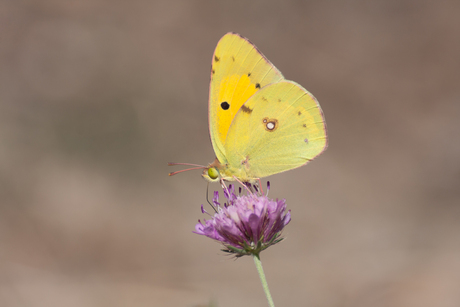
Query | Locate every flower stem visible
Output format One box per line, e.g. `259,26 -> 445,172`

253,253 -> 275,307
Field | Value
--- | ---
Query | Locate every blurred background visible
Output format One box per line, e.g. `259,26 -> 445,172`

1,1 -> 459,306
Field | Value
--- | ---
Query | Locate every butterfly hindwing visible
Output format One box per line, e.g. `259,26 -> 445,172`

209,33 -> 284,164
223,81 -> 327,180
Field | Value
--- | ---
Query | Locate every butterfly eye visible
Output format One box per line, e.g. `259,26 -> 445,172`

208,167 -> 219,180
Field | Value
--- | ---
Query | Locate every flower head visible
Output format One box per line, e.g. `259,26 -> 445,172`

194,184 -> 291,257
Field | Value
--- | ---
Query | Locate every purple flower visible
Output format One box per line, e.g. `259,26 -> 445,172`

194,184 -> 291,257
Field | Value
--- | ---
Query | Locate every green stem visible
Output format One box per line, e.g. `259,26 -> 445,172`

253,253 -> 275,307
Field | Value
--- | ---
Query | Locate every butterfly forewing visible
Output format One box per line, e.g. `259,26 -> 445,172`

209,33 -> 284,164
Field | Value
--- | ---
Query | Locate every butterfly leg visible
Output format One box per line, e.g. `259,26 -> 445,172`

220,179 -> 231,196
257,178 -> 264,195
232,176 -> 254,195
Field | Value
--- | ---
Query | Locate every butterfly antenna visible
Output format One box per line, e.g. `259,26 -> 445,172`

168,162 -> 206,167
168,162 -> 207,176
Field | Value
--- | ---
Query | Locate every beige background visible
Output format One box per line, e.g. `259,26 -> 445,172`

1,1 -> 460,306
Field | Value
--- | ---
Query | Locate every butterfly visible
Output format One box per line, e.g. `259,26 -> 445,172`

169,32 -> 327,188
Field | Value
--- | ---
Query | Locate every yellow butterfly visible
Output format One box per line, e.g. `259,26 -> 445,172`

170,32 -> 327,187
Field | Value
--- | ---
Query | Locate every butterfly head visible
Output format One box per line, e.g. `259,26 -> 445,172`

202,167 -> 220,182
169,159 -> 226,182
202,158 -> 223,182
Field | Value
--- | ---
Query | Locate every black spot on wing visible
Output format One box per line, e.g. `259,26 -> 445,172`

212,69 -> 215,74
298,111 -> 302,116
302,124 -> 307,128
221,102 -> 230,110
248,72 -> 251,77
232,56 -> 235,62
255,83 -> 261,89
241,105 -> 253,114
214,55 -> 220,62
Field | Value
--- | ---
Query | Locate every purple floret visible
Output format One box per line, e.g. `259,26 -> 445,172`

194,184 -> 291,257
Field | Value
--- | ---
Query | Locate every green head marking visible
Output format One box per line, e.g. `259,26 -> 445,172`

207,167 -> 219,180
